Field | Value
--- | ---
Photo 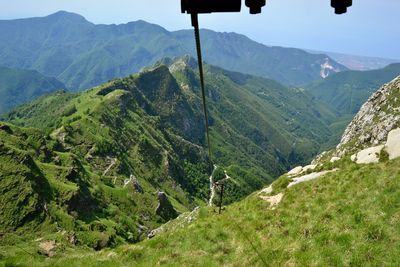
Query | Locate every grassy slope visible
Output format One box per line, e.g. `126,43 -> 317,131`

2,157 -> 399,266
0,66 -> 66,114
0,70 -> 208,251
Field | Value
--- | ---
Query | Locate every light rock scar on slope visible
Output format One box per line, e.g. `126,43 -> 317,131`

260,193 -> 284,209
287,169 -> 338,188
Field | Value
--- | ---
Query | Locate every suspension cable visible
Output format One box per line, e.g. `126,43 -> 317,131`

191,13 -> 213,172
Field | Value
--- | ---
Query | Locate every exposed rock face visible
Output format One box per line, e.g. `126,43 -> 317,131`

155,192 -> 178,221
38,240 -> 57,257
336,76 -> 400,156
320,58 -> 341,79
385,128 -> 400,160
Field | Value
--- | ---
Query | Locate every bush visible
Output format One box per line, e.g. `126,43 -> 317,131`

62,105 -> 77,117
379,149 -> 389,163
272,175 -> 292,194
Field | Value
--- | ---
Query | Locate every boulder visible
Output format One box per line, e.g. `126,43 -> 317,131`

301,164 -> 317,173
385,128 -> 400,160
287,166 -> 302,176
352,145 -> 384,164
330,157 -> 341,163
38,240 -> 57,257
124,175 -> 144,193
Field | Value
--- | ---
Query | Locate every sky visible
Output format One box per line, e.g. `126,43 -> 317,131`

0,0 -> 399,60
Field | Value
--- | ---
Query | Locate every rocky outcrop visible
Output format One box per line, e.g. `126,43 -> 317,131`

38,240 -> 57,257
350,127 -> 400,164
336,76 -> 400,156
385,128 -> 400,160
351,145 -> 384,164
124,174 -> 143,193
287,166 -> 303,176
155,192 -> 178,221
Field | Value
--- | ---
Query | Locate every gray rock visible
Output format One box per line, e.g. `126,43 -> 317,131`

385,128 -> 400,160
287,166 -> 303,176
336,76 -> 400,156
351,145 -> 384,164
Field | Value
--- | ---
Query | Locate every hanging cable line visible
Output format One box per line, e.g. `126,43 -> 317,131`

190,13 -> 213,172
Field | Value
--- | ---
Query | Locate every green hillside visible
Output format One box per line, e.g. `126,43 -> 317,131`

0,66 -> 65,114
3,57 -> 334,179
0,57 -> 337,255
305,63 -> 400,148
2,155 -> 399,266
0,11 -> 347,90
306,63 -> 400,115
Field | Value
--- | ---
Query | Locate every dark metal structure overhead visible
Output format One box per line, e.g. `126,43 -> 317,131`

181,0 -> 352,15
331,0 -> 353,14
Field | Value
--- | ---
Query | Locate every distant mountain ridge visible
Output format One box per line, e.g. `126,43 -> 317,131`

306,63 -> 400,115
304,63 -> 400,148
0,11 -> 347,91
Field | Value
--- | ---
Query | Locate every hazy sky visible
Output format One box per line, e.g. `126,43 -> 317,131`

1,0 -> 399,59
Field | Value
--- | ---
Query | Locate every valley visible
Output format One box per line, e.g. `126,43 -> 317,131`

0,9 -> 399,267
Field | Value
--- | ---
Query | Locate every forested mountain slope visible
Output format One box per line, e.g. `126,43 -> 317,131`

0,66 -> 65,113
0,11 -> 346,90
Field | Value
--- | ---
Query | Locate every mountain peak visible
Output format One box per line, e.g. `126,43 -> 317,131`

153,55 -> 198,73
46,11 -> 89,23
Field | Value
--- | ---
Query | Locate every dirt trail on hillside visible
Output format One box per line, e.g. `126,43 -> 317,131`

103,157 -> 117,177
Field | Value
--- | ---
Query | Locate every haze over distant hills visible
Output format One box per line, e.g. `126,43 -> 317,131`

0,11 -> 347,91
307,50 -> 400,71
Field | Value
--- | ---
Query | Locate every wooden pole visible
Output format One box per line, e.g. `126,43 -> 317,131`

218,183 -> 225,214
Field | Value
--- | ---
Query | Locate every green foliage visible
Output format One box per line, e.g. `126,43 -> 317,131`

379,149 -> 390,163
3,57 -> 337,206
0,67 -> 66,114
183,161 -> 209,201
271,175 -> 292,194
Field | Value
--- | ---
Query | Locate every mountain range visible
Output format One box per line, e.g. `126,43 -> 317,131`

0,11 -> 346,91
